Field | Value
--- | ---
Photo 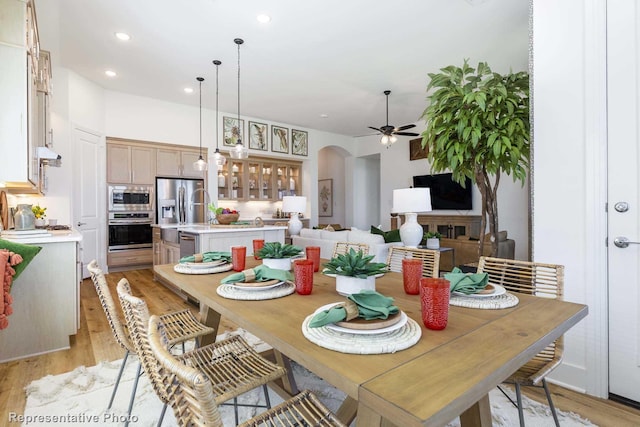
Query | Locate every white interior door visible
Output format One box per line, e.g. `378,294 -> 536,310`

607,0 -> 640,404
72,127 -> 104,278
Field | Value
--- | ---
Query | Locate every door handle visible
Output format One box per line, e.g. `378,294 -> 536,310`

614,236 -> 640,248
77,221 -> 86,226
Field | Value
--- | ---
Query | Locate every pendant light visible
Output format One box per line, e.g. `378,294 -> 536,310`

230,38 -> 248,159
212,59 -> 226,167
193,77 -> 208,171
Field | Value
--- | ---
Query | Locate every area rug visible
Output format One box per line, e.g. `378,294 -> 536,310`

21,329 -> 595,427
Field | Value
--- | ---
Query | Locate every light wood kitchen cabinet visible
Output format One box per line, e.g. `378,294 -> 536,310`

217,155 -> 302,201
152,227 -> 162,266
107,247 -> 153,267
157,148 -> 206,179
106,141 -> 156,184
161,242 -> 180,264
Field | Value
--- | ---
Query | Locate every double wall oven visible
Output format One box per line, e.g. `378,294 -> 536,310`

108,185 -> 154,253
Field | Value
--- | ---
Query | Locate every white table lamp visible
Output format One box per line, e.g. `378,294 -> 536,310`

392,188 -> 432,247
282,196 -> 307,236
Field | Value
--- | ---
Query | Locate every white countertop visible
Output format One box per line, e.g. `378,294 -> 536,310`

0,229 -> 83,244
152,222 -> 286,234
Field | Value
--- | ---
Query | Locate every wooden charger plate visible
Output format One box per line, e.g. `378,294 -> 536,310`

476,283 -> 496,295
335,311 -> 402,330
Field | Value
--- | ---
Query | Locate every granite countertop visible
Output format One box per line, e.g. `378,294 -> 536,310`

0,229 -> 83,244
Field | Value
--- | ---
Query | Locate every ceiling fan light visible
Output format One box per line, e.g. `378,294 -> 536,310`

390,135 -> 398,144
381,135 -> 390,145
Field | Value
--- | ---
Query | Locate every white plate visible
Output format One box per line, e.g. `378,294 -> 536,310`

181,260 -> 227,269
313,303 -> 408,335
321,270 -> 384,279
452,283 -> 506,298
231,281 -> 285,291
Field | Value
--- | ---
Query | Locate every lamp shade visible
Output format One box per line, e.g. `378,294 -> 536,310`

282,196 -> 307,213
392,188 -> 432,213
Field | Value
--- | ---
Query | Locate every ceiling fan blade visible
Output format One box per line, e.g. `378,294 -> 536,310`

368,126 -> 383,133
395,124 -> 416,131
394,131 -> 420,136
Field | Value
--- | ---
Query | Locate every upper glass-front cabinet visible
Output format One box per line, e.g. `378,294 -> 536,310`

218,156 -> 302,201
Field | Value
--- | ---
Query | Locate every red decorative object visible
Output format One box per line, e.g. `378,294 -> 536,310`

402,259 -> 422,295
253,239 -> 265,260
231,246 -> 246,272
293,259 -> 314,295
419,277 -> 450,330
305,246 -> 321,272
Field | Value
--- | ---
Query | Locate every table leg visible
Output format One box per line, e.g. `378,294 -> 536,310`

336,396 -> 359,425
459,394 -> 492,427
273,350 -> 299,395
198,304 -> 221,346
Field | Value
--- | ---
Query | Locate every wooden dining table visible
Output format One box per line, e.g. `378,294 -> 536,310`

154,259 -> 587,427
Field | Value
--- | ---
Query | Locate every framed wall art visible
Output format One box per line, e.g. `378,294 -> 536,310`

272,125 -> 289,153
292,129 -> 308,156
223,116 -> 244,147
318,178 -> 333,217
409,137 -> 428,161
248,121 -> 268,151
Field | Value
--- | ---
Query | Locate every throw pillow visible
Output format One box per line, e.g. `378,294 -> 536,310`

0,239 -> 42,280
370,226 -> 401,243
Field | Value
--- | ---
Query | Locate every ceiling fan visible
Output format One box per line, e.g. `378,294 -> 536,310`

368,90 -> 419,146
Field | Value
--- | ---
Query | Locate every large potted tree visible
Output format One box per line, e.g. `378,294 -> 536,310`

420,60 -> 530,257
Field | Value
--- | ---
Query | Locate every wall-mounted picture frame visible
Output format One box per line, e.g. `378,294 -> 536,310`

292,129 -> 308,156
223,116 -> 244,147
409,137 -> 428,161
248,121 -> 268,151
272,125 -> 289,153
318,178 -> 333,217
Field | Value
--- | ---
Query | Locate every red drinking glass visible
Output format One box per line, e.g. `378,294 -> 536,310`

402,258 -> 423,295
253,239 -> 265,260
305,246 -> 321,272
231,246 -> 246,272
419,278 -> 450,330
293,259 -> 314,295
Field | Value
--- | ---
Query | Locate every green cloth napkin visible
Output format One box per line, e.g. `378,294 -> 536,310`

220,264 -> 293,284
179,251 -> 231,264
444,267 -> 489,294
309,290 -> 399,328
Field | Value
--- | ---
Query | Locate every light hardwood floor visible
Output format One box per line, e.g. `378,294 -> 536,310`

1,268 -> 639,426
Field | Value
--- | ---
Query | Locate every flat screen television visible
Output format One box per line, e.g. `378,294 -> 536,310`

412,173 -> 473,210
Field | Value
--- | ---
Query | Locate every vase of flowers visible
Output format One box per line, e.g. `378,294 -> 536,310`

32,204 -> 47,228
322,248 -> 388,296
257,242 -> 303,271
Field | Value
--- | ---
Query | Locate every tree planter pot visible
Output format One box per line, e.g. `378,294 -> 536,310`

335,275 -> 376,296
426,238 -> 440,249
262,257 -> 294,271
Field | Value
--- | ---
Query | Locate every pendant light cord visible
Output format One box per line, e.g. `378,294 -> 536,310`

197,77 -> 204,157
214,61 -> 220,150
235,38 -> 244,144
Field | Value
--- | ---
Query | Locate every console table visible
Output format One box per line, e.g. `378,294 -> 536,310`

391,214 -> 482,239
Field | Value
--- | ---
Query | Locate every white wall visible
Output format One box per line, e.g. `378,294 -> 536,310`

532,0 -> 608,396
353,130 -> 530,260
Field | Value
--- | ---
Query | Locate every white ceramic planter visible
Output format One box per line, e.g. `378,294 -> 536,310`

262,257 -> 293,271
335,275 -> 376,296
426,238 -> 440,249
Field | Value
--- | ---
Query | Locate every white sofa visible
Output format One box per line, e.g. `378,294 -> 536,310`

292,228 -> 398,262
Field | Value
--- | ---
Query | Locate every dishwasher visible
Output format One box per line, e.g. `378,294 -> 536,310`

179,231 -> 199,258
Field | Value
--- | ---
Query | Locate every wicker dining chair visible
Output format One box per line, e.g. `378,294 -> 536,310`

87,261 -> 215,420
148,314 -> 347,427
386,246 -> 440,278
117,279 -> 286,427
476,256 -> 565,427
332,242 -> 370,258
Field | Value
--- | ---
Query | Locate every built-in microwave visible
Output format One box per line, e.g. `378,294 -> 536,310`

108,185 -> 153,211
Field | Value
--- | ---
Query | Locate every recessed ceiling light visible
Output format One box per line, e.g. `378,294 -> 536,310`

114,32 -> 131,41
257,14 -> 271,23
184,87 -> 194,94
105,70 -> 117,77
320,114 -> 328,118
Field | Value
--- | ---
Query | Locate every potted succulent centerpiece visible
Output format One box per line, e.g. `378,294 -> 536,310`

322,248 -> 389,296
256,242 -> 303,271
425,231 -> 442,249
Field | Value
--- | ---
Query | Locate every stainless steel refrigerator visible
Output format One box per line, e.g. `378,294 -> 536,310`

156,177 -> 207,224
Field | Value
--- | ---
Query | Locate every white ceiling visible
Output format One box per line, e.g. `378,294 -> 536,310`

36,0 -> 529,137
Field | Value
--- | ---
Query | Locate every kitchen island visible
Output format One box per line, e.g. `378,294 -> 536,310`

152,223 -> 287,266
0,229 -> 82,362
